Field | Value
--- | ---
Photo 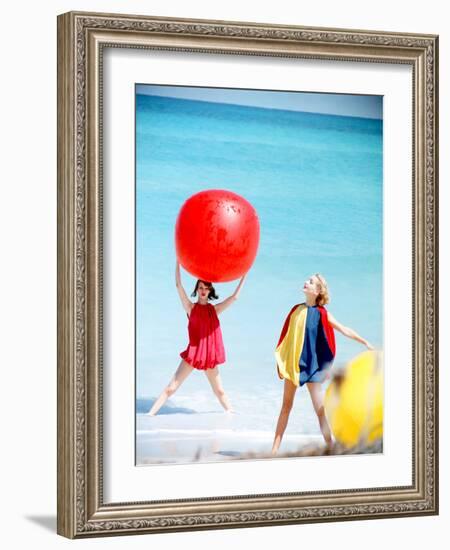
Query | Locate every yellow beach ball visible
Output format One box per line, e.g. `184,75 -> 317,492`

324,350 -> 383,448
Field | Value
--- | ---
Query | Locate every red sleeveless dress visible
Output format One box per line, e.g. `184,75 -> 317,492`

180,303 -> 226,370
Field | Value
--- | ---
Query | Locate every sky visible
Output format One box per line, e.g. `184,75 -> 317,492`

135,84 -> 383,120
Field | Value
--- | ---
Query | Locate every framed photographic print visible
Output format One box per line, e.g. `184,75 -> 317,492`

57,11 -> 439,538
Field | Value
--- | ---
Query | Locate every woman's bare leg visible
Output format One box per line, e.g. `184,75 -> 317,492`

306,382 -> 333,446
146,360 -> 194,416
271,379 -> 297,455
204,367 -> 233,412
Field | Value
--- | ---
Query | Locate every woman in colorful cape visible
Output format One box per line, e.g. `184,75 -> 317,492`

146,260 -> 246,416
271,273 -> 374,454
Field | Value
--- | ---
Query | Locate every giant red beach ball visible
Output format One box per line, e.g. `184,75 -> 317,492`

175,189 -> 260,282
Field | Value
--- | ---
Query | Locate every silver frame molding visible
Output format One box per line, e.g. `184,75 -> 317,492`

57,11 -> 439,539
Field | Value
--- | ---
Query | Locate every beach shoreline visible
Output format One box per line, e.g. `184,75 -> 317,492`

136,411 -> 381,466
136,410 -> 326,465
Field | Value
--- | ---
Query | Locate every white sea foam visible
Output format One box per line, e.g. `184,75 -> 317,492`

137,428 -> 322,439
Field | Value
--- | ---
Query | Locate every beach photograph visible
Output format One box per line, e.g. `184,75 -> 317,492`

135,84 -> 383,466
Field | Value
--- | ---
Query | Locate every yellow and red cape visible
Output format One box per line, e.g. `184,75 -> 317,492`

275,303 -> 336,386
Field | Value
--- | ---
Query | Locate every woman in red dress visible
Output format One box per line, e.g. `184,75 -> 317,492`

146,261 -> 246,416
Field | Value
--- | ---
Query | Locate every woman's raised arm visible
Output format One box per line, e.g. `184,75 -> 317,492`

175,261 -> 193,315
327,312 -> 374,349
215,273 -> 247,316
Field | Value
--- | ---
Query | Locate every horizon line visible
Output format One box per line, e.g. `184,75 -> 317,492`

136,89 -> 383,121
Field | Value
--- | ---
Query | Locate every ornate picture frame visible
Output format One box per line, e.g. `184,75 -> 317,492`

57,11 -> 438,538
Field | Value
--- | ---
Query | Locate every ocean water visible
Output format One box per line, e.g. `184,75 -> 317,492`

135,92 -> 383,450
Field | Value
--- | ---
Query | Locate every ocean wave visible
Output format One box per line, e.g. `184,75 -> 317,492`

137,428 -> 322,439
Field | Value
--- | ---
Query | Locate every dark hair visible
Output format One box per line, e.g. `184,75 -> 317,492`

191,280 -> 219,301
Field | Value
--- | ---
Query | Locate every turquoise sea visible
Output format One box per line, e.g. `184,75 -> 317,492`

135,91 -> 383,458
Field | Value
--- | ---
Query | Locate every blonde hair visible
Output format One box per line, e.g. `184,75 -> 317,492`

314,273 -> 330,306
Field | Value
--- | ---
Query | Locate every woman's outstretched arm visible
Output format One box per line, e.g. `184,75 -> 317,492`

327,312 -> 374,349
175,260 -> 193,315
215,273 -> 247,316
